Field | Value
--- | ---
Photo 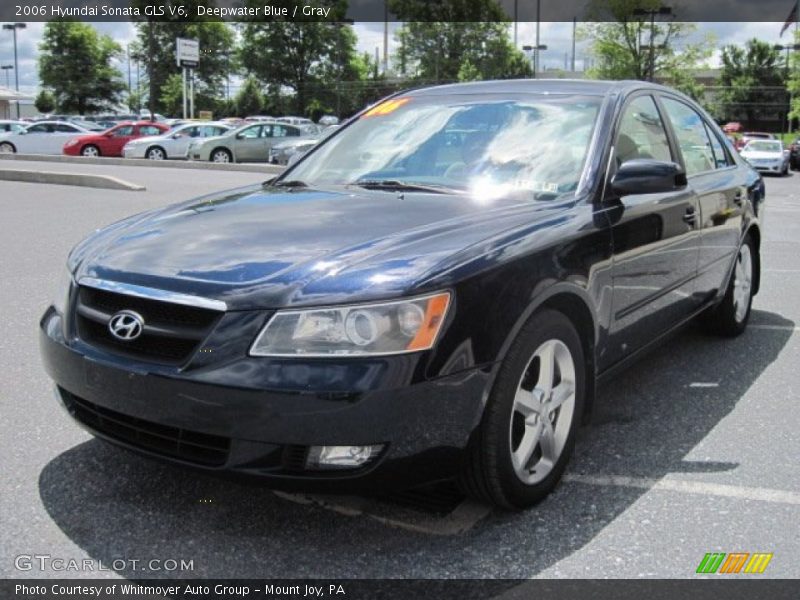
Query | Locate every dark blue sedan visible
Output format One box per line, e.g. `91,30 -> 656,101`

40,80 -> 764,509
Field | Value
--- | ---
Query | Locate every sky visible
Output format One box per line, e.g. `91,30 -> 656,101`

0,20 -> 794,98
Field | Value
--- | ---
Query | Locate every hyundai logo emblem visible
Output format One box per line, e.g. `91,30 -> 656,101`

108,310 -> 145,341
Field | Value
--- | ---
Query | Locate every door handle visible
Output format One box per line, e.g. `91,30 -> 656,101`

733,191 -> 745,206
683,208 -> 697,224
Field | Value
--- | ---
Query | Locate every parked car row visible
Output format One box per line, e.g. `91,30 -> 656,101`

0,117 -> 337,162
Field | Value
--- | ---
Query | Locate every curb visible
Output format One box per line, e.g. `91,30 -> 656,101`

0,169 -> 145,191
0,153 -> 285,174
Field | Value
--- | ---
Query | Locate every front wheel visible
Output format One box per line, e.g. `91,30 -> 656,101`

459,309 -> 585,509
211,148 -> 232,163
702,235 -> 755,336
81,145 -> 100,157
146,146 -> 166,160
0,142 -> 16,153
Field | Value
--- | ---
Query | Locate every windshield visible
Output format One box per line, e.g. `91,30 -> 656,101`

287,93 -> 602,199
745,141 -> 782,153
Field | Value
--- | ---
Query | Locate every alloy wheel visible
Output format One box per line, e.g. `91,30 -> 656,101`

81,146 -> 99,157
733,243 -> 753,323
147,148 -> 165,160
509,339 -> 576,485
212,150 -> 230,163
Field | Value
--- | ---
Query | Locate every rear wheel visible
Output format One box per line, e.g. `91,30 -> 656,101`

146,146 -> 166,160
0,142 -> 16,153
211,148 -> 232,163
702,235 -> 755,336
81,145 -> 100,157
459,309 -> 585,509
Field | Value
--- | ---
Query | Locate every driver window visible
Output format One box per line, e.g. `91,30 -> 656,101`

615,95 -> 672,167
113,125 -> 134,137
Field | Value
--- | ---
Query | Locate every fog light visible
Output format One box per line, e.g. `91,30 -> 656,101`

306,444 -> 384,470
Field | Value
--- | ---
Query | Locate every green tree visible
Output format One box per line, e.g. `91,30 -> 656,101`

133,1 -> 236,115
580,0 -> 713,91
34,89 -> 56,114
234,77 -> 264,116
38,21 -> 126,114
788,31 -> 800,128
717,39 -> 785,125
392,0 -> 530,81
239,0 -> 355,116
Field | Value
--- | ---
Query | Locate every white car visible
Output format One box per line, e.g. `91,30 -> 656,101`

740,139 -> 789,176
0,121 -> 90,155
122,122 -> 233,160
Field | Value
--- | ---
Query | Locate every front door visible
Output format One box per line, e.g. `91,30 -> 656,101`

606,94 -> 701,364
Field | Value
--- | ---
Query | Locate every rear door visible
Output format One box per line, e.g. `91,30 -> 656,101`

659,96 -> 743,304
606,94 -> 701,363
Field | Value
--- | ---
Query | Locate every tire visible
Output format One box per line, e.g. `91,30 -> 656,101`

0,142 -> 16,153
702,235 -> 755,337
459,309 -> 586,509
146,146 -> 166,160
210,148 -> 232,163
81,145 -> 100,157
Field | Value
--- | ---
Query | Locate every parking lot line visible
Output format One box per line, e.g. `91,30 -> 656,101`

563,473 -> 800,505
273,491 -> 492,536
749,324 -> 800,331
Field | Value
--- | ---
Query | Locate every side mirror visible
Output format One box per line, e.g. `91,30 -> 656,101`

610,159 -> 687,197
105,131 -> 115,138
172,132 -> 184,139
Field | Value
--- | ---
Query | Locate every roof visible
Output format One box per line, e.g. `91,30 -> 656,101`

0,86 -> 33,101
406,78 -> 667,97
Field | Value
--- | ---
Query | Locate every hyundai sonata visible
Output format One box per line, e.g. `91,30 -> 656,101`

40,80 -> 764,509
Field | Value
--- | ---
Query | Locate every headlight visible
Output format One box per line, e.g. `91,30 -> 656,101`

250,292 -> 451,357
52,266 -> 73,315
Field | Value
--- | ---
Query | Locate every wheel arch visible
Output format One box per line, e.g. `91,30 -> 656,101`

494,283 -> 599,425
0,141 -> 17,152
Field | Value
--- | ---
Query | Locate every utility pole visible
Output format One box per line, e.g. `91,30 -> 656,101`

571,17 -> 576,72
3,23 -> 26,119
514,0 -> 518,48
535,0 -> 541,80
147,19 -> 156,120
633,6 -> 673,82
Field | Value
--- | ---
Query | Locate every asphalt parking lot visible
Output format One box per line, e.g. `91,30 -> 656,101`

0,162 -> 798,581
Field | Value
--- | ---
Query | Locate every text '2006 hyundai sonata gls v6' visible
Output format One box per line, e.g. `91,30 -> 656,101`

40,80 -> 764,509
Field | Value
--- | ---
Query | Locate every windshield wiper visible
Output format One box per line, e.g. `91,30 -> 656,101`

270,179 -> 309,188
349,179 -> 459,194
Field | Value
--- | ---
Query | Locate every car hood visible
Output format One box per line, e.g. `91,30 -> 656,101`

73,185 -> 572,310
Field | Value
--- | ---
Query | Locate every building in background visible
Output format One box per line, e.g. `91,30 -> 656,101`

0,87 -> 33,119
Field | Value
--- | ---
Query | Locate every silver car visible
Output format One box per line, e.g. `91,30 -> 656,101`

740,139 -> 789,176
187,121 -> 314,163
0,121 -> 90,155
122,122 -> 232,160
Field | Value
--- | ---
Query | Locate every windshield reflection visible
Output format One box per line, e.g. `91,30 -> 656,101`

288,94 -> 601,200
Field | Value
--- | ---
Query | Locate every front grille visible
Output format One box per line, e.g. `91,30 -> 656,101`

61,389 -> 230,467
75,285 -> 221,365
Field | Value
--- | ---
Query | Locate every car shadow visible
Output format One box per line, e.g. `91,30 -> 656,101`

38,309 -> 793,578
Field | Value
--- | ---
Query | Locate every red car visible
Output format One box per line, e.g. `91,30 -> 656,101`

62,121 -> 169,157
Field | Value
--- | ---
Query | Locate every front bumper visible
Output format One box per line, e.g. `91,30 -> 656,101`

39,307 -> 489,492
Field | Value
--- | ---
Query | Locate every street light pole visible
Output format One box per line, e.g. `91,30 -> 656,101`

632,6 -> 672,82
1,65 -> 12,89
3,23 -> 26,119
523,44 -> 548,79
